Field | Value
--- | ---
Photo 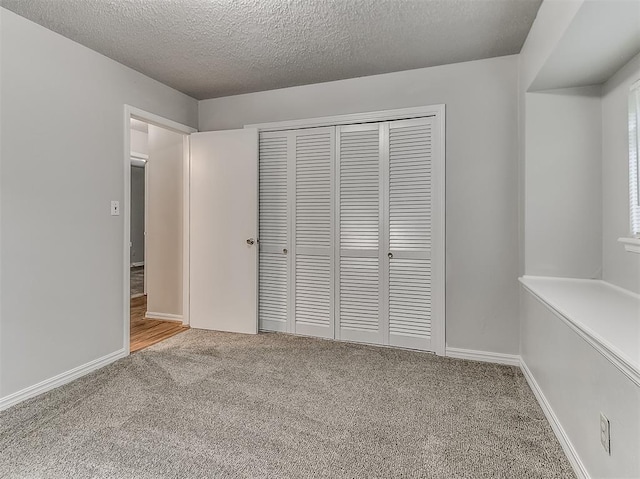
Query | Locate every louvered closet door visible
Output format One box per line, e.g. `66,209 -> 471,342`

386,117 -> 439,351
336,124 -> 383,344
293,127 -> 335,338
258,131 -> 290,332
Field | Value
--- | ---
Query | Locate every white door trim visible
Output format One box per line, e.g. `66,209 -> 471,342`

245,105 -> 444,132
123,105 -> 197,354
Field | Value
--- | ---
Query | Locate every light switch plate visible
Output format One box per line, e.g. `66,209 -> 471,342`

111,200 -> 120,216
600,412 -> 611,455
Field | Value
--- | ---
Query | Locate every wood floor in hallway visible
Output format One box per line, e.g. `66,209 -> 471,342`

130,295 -> 188,353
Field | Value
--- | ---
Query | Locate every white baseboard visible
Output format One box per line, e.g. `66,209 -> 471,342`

130,262 -> 144,267
131,293 -> 145,299
0,348 -> 127,412
145,311 -> 183,322
520,359 -> 589,479
445,347 -> 521,366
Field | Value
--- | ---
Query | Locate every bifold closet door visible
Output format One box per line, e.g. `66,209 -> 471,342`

292,127 -> 335,338
336,124 -> 383,344
258,127 -> 335,337
386,117 -> 442,352
258,113 -> 443,353
258,131 -> 290,332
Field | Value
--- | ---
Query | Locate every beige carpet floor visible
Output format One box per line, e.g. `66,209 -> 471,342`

0,330 -> 575,478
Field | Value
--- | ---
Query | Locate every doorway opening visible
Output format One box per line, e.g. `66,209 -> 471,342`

124,106 -> 196,353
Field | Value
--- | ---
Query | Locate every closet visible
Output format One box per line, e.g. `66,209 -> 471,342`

258,111 -> 444,354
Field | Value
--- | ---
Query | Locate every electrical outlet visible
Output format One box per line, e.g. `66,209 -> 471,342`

600,413 -> 611,455
111,200 -> 120,216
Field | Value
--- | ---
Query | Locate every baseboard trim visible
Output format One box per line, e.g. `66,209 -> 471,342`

145,311 -> 183,322
520,359 -> 589,479
0,348 -> 127,412
130,262 -> 144,267
445,347 -> 521,366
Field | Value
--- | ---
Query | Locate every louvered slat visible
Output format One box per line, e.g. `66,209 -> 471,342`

296,131 -> 332,248
389,258 -> 431,338
259,135 -> 288,246
294,128 -> 334,338
296,255 -> 331,327
340,128 -> 380,250
259,132 -> 289,332
389,124 -> 432,251
337,125 -> 381,343
339,257 -> 379,332
259,253 -> 288,324
388,119 -> 434,349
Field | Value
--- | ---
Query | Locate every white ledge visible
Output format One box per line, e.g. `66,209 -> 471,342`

618,237 -> 640,254
519,275 -> 640,387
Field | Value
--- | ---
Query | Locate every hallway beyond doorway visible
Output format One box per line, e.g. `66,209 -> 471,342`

130,296 -> 187,352
131,266 -> 144,297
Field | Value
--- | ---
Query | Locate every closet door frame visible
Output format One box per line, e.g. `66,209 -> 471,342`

248,104 -> 445,356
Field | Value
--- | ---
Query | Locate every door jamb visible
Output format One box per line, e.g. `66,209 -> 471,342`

123,105 -> 197,355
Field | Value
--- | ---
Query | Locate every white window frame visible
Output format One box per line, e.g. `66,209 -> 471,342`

619,80 -> 640,254
618,80 -> 640,254
630,80 -> 640,235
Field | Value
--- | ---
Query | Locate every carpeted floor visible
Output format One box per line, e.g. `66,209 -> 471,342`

0,330 -> 575,479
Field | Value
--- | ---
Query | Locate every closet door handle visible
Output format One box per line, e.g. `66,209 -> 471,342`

246,238 -> 255,245
283,248 -> 288,255
388,252 -> 393,259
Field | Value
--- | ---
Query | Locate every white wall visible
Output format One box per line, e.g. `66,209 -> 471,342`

200,55 -> 520,355
130,129 -> 148,156
0,9 -> 198,399
524,86 -> 602,278
518,2 -> 640,476
145,125 -> 184,317
602,52 -> 640,294
517,0 -> 583,274
520,288 -> 640,478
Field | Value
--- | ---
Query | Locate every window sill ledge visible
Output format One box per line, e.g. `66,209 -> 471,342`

519,275 -> 640,387
618,237 -> 640,254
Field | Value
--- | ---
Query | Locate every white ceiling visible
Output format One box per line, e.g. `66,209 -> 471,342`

1,0 -> 542,100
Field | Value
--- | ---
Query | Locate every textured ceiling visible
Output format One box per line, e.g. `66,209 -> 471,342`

1,0 -> 542,100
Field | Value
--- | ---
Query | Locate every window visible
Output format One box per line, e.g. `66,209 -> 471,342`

629,79 -> 640,237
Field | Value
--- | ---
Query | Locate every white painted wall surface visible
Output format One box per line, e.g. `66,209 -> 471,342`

0,8 -> 198,399
130,129 -> 148,156
524,86 -> 602,279
200,56 -> 520,355
520,287 -> 640,478
517,0 -> 583,275
602,52 -> 640,294
145,125 -> 184,317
